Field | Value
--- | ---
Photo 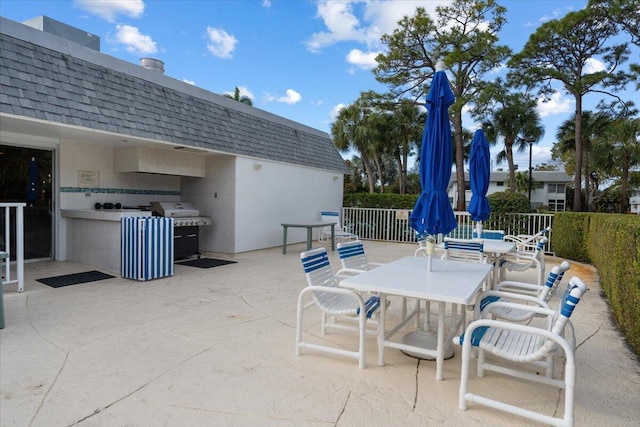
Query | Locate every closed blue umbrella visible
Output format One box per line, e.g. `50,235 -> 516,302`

468,126 -> 491,236
409,62 -> 457,240
403,62 -> 457,356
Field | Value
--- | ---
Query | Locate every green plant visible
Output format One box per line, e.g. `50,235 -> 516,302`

487,191 -> 533,213
554,212 -> 640,356
484,191 -> 533,233
343,193 -> 418,209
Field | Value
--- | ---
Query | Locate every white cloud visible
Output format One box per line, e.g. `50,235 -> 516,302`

262,0 -> 272,7
330,103 -> 346,121
264,89 -> 302,104
584,57 -> 606,74
115,25 -> 157,55
346,48 -> 379,69
305,1 -> 364,52
74,0 -> 145,22
536,91 -> 573,118
305,0 -> 450,52
277,89 -> 302,105
206,27 -> 237,59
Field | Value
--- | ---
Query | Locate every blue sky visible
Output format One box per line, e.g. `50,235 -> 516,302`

1,0 -> 637,172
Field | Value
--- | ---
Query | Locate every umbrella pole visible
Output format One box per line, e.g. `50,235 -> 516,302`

475,222 -> 483,239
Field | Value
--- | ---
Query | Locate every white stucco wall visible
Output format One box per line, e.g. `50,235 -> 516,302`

181,154 -> 237,254
234,157 -> 343,252
182,155 -> 344,254
57,140 -> 181,261
58,140 -> 181,210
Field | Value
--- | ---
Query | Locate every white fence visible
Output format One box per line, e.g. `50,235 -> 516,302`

1,203 -> 25,292
342,207 -> 554,252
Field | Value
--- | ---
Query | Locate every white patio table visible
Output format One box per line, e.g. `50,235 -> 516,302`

340,256 -> 493,380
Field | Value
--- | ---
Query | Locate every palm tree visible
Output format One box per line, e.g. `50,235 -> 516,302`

479,84 -> 544,192
224,86 -> 253,106
555,111 -> 612,210
384,101 -> 424,194
331,101 -> 377,193
514,171 -> 536,195
591,116 -> 640,212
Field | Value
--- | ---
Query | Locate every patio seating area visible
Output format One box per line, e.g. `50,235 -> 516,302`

1,241 -> 638,426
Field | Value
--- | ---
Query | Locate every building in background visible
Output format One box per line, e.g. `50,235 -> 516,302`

448,170 -> 572,212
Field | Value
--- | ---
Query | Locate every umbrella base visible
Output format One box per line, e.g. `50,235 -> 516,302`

400,329 -> 454,360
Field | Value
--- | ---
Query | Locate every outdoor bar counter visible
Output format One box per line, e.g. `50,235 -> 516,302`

61,209 -> 153,274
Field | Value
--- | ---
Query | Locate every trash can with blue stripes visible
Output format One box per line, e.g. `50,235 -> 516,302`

121,217 -> 174,281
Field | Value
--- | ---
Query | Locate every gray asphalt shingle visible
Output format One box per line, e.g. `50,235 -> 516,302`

0,20 -> 349,174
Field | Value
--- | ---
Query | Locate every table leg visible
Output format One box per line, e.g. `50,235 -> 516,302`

282,226 -> 288,254
306,227 -> 313,250
378,293 -> 386,367
331,224 -> 336,251
436,301 -> 445,381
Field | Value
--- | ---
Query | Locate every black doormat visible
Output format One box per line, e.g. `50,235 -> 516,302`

177,258 -> 237,269
37,270 -> 115,288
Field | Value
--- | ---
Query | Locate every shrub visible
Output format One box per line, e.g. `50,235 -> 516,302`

554,212 -> 640,356
343,193 -> 418,209
484,192 -> 534,233
487,191 -> 533,214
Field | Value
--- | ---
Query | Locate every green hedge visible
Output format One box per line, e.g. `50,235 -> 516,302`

343,193 -> 418,209
554,213 -> 640,356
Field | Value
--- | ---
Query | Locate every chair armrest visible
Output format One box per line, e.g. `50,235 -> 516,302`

503,234 -> 525,244
480,301 -> 554,320
336,268 -> 366,277
473,290 -> 551,319
495,280 -> 544,296
476,290 -> 548,306
297,285 -> 366,315
495,280 -> 544,291
368,262 -> 385,268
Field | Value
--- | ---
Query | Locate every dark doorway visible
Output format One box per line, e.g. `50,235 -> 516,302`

0,145 -> 53,260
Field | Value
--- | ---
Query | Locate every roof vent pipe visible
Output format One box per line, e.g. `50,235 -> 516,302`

139,58 -> 165,73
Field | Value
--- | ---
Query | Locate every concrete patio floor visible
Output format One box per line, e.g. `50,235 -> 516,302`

1,241 -> 638,426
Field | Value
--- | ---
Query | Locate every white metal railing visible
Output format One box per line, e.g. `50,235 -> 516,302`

342,207 -> 554,253
1,203 -> 25,292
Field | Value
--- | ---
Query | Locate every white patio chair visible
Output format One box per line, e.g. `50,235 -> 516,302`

472,229 -> 505,240
296,247 -> 380,368
494,237 -> 548,288
472,261 -> 571,323
504,226 -> 551,253
336,240 -> 409,318
441,238 -> 488,264
318,210 -> 358,243
454,276 -> 588,427
336,240 -> 385,273
439,237 -> 490,324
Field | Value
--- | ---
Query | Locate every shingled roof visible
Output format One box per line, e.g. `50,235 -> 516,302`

0,17 -> 349,174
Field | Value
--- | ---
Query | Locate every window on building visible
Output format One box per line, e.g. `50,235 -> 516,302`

464,182 -> 471,191
548,199 -> 566,211
548,183 -> 566,194
496,181 -> 504,186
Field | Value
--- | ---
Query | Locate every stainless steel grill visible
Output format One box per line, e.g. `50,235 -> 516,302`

150,201 -> 212,227
150,201 -> 211,259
